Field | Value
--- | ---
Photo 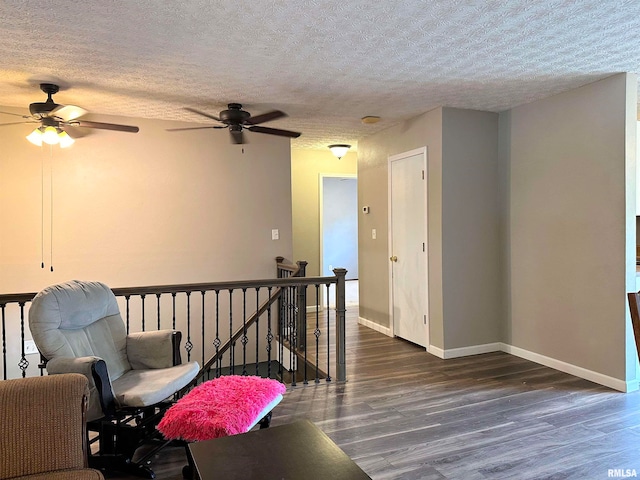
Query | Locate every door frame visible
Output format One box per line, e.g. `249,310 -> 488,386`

387,146 -> 429,347
319,173 -> 358,306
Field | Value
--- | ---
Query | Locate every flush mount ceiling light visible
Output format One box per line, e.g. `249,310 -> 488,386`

361,116 -> 381,124
328,144 -> 351,160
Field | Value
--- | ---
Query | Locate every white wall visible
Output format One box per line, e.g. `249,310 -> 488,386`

502,73 -> 637,388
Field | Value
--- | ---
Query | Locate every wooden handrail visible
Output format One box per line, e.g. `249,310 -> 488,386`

0,275 -> 337,306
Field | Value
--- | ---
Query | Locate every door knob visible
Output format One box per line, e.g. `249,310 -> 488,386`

390,256 -> 398,262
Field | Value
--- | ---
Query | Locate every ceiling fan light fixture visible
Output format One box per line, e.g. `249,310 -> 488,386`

328,144 -> 351,160
42,126 -> 60,145
26,127 -> 44,146
57,130 -> 75,148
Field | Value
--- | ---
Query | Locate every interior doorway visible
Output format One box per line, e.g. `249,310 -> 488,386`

320,175 -> 358,279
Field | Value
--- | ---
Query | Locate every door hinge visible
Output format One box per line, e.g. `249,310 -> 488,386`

422,170 -> 425,180
423,315 -> 427,325
423,242 -> 425,252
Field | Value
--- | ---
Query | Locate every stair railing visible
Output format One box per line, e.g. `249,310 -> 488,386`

0,258 -> 347,386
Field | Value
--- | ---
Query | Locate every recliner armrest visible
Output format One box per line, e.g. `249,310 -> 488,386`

47,356 -> 115,421
127,329 -> 182,370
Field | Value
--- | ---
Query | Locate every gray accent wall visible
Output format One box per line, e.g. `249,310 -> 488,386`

358,73 -> 638,388
503,73 -> 637,382
441,108 -> 501,349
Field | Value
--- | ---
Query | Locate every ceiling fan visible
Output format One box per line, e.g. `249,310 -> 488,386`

0,83 -> 139,146
169,103 -> 301,144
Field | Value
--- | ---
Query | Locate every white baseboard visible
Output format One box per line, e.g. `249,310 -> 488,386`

425,341 -> 635,392
428,343 -> 501,359
353,323 -> 636,392
358,317 -> 392,337
427,345 -> 445,358
501,343 -> 636,393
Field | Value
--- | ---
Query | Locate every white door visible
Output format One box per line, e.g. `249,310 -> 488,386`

389,148 -> 428,347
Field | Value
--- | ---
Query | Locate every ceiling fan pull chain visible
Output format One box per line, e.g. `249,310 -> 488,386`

41,150 -> 45,269
49,144 -> 54,272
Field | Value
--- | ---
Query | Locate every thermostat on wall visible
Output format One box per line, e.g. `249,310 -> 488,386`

362,206 -> 370,214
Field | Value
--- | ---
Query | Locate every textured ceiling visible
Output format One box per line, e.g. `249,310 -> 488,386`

1,0 -> 640,150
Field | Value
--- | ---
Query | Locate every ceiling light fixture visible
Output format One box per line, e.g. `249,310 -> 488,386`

361,116 -> 381,124
26,125 -> 75,148
328,144 -> 351,160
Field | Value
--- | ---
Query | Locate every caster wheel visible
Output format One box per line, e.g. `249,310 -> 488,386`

182,464 -> 194,479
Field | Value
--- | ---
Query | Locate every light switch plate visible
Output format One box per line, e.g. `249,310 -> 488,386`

372,229 -> 377,240
272,229 -> 279,240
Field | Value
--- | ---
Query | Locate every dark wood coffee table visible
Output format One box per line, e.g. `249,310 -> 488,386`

187,419 -> 371,479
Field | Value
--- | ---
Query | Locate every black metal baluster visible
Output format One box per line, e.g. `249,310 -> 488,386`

214,290 -> 221,378
241,288 -> 248,375
125,295 -> 131,334
278,287 -> 284,382
156,293 -> 161,330
201,291 -> 206,370
314,284 -> 321,383
266,287 -> 273,379
229,289 -> 234,375
171,293 -> 177,330
326,283 -> 332,382
303,285 -> 308,385
140,294 -> 146,331
185,292 -> 193,362
1,303 -> 6,380
292,286 -> 297,387
18,303 -> 28,378
255,287 -> 260,377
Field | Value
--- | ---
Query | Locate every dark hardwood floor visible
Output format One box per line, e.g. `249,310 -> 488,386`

105,306 -> 640,479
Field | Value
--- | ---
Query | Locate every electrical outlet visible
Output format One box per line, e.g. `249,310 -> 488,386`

24,340 -> 38,355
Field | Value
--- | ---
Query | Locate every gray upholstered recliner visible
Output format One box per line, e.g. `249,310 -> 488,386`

28,280 -> 200,478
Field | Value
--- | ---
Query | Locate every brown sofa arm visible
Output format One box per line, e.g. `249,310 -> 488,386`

126,329 -> 183,369
0,374 -> 103,479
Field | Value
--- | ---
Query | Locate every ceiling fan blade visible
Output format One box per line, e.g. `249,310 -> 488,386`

71,120 -> 139,133
185,107 -> 221,122
167,126 -> 223,131
0,121 -> 33,127
0,110 -> 29,118
230,129 -> 245,144
245,110 -> 287,125
50,105 -> 87,122
247,125 -> 301,138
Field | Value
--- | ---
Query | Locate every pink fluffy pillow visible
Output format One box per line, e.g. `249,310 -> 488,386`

157,375 -> 286,441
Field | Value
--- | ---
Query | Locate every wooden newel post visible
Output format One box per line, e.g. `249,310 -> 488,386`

333,267 -> 347,382
275,257 -> 285,278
